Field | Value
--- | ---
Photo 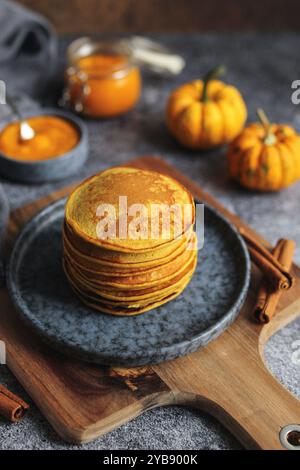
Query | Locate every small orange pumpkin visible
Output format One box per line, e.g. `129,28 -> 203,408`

228,109 -> 300,191
166,66 -> 247,150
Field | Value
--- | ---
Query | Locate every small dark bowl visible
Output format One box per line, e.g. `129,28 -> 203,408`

0,108 -> 88,184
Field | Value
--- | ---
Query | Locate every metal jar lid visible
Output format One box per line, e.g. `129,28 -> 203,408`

67,36 -> 185,77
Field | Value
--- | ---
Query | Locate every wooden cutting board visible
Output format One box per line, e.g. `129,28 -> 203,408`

1,156 -> 300,449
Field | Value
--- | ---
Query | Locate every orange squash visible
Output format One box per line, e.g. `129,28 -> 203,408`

228,109 -> 300,191
166,66 -> 247,149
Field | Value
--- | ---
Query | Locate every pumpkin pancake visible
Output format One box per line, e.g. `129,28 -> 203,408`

63,227 -> 194,271
62,226 -> 194,273
64,233 -> 196,289
63,250 -> 197,301
63,166 -> 198,316
65,262 -> 196,316
65,167 -> 195,253
63,223 -> 193,265
66,271 -> 192,309
71,283 -> 191,316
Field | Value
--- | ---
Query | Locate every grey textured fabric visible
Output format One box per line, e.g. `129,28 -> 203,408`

0,183 -> 9,287
0,0 -> 58,97
0,93 -> 41,122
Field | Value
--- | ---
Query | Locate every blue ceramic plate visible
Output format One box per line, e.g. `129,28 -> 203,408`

7,198 -> 250,366
0,109 -> 88,183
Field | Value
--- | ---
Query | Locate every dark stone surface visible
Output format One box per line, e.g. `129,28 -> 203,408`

0,32 -> 299,449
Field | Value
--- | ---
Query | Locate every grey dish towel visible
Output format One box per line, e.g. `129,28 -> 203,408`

0,184 -> 9,287
0,0 -> 58,97
0,93 -> 41,122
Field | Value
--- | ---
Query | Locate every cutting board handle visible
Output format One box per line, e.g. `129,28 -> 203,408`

186,365 -> 300,449
156,328 -> 300,450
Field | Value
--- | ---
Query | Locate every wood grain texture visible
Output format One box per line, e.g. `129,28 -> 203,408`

0,156 -> 299,448
16,0 -> 300,33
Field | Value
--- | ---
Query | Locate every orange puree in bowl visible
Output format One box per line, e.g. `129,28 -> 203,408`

68,53 -> 141,117
0,115 -> 79,161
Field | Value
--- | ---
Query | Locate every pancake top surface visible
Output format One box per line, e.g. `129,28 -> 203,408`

65,167 -> 194,251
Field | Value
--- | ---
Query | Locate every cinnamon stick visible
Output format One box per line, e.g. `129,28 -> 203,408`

254,239 -> 296,323
240,228 -> 294,290
254,239 -> 284,322
0,384 -> 29,422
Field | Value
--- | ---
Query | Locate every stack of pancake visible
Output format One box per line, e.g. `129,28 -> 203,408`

63,167 -> 197,316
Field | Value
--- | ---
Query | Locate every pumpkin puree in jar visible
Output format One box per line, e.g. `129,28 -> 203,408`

69,53 -> 141,117
0,115 -> 79,161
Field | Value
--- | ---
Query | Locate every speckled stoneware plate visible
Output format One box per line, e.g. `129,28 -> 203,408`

7,198 -> 250,366
0,109 -> 88,184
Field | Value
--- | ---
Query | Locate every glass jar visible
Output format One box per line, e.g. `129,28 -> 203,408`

63,38 -> 142,118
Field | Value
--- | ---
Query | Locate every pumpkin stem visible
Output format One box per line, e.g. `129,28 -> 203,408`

256,108 -> 276,145
201,65 -> 226,102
